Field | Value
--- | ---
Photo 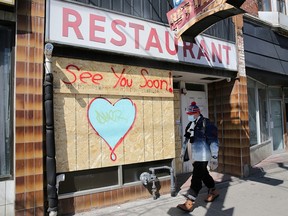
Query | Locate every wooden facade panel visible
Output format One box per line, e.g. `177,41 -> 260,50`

124,96 -> 145,164
53,59 -> 175,171
88,109 -> 103,169
54,94 -> 76,172
152,98 -> 164,160
53,57 -> 174,98
75,95 -> 90,170
143,98 -> 154,161
163,98 -> 175,158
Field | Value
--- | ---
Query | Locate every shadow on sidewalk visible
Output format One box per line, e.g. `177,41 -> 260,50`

165,162 -> 287,216
248,162 -> 287,185
165,172 -> 235,216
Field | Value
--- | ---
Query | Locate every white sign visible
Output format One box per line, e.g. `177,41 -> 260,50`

0,0 -> 14,5
47,0 -> 237,71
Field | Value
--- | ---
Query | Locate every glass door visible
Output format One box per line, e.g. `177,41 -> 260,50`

270,99 -> 284,151
181,90 -> 208,172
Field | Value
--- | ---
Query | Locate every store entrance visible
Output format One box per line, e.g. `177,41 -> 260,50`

181,90 -> 208,172
270,99 -> 284,152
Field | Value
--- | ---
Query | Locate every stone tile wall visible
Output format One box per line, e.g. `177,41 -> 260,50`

15,0 -> 45,215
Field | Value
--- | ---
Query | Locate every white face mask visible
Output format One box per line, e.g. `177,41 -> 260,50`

188,115 -> 196,122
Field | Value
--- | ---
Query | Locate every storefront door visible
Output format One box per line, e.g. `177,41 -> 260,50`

181,91 -> 208,135
270,99 -> 284,151
181,90 -> 208,172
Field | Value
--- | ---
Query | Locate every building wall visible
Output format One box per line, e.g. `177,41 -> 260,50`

173,89 -> 182,174
243,0 -> 288,158
242,0 -> 259,16
15,0 -> 45,215
0,5 -> 16,216
208,14 -> 250,177
208,77 -> 250,177
9,1 -> 252,215
58,179 -> 171,214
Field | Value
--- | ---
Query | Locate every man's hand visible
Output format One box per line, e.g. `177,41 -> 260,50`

210,156 -> 218,170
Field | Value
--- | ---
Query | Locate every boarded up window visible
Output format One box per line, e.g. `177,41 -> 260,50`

53,57 -> 175,172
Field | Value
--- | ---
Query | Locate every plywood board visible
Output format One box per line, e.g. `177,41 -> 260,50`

53,57 -> 174,97
53,58 -> 175,172
54,94 -> 76,172
153,98 -> 164,160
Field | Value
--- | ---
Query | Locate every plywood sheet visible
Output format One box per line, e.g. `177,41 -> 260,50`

53,57 -> 174,98
53,58 -> 175,172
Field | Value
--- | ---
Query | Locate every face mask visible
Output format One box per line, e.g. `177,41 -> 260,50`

188,115 -> 195,122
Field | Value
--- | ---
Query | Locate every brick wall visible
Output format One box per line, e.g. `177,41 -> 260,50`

15,0 -> 45,215
208,14 -> 250,177
173,89 -> 183,174
242,0 -> 259,16
58,180 -> 171,214
208,77 -> 250,177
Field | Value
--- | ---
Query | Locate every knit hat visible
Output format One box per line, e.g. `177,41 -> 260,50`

186,101 -> 200,115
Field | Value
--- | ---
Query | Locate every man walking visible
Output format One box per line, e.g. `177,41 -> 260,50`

178,101 -> 219,212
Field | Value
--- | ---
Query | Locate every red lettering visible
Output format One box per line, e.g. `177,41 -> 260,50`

129,23 -> 144,49
145,28 -> 163,53
112,67 -> 133,88
211,42 -> 222,63
111,19 -> 127,46
165,31 -> 178,55
183,41 -> 195,58
160,79 -> 169,91
197,39 -> 210,61
62,8 -> 84,39
62,64 -> 78,84
197,48 -> 205,60
153,80 -> 160,88
140,68 -> 170,91
91,74 -> 103,85
90,14 -> 106,43
62,64 -> 103,85
222,45 -> 231,65
140,69 -> 149,88
80,72 -> 93,83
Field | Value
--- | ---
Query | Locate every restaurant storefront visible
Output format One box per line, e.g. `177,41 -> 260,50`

45,0 -> 249,214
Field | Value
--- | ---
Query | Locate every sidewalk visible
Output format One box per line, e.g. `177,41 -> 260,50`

76,152 -> 288,216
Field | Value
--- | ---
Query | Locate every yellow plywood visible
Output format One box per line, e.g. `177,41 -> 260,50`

88,121 -> 102,168
53,58 -> 176,172
153,98 -> 164,160
75,95 -> 89,170
162,98 -> 176,158
53,57 -> 173,98
55,94 -> 176,171
124,97 -> 145,164
54,94 -> 76,172
143,98 -> 154,161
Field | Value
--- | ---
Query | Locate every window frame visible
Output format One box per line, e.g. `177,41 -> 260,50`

258,0 -> 272,11
0,23 -> 14,180
277,0 -> 287,14
247,78 -> 270,146
58,159 -> 172,197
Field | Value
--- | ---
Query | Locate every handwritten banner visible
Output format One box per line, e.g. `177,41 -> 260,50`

53,57 -> 174,97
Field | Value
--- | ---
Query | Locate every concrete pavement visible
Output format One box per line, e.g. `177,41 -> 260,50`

76,152 -> 288,216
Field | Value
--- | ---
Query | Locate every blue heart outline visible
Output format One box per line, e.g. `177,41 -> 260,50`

87,97 -> 137,161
